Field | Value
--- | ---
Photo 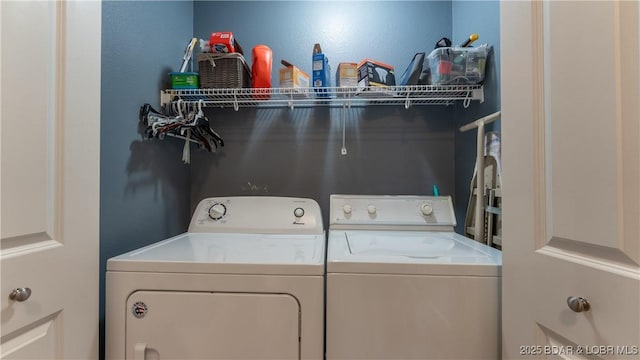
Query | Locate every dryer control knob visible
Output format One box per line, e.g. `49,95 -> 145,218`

294,207 -> 305,218
420,203 -> 433,216
367,205 -> 377,215
208,203 -> 227,220
343,204 -> 352,214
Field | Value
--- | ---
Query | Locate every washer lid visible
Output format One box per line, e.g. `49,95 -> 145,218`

327,230 -> 501,276
107,232 -> 325,275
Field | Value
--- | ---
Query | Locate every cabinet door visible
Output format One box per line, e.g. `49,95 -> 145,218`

1,1 -> 100,359
126,291 -> 300,359
501,1 -> 639,358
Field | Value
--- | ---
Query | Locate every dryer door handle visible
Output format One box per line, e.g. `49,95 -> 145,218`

134,343 -> 147,360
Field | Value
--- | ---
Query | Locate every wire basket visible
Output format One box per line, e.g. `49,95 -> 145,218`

198,52 -> 251,89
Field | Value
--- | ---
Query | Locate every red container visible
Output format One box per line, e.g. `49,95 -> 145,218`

209,32 -> 237,53
251,44 -> 272,98
438,60 -> 453,75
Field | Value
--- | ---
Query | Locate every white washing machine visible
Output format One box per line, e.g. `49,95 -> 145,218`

106,196 -> 325,360
326,195 -> 502,360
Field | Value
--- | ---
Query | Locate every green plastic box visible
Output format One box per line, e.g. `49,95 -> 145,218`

170,72 -> 199,89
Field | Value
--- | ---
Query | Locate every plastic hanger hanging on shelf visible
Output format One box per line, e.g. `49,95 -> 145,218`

138,98 -> 225,160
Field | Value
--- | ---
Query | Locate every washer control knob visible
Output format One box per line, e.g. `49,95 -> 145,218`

208,203 -> 227,220
420,203 -> 434,216
294,207 -> 305,218
367,205 -> 377,215
343,204 -> 352,214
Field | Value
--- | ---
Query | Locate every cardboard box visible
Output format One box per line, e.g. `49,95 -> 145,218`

357,59 -> 396,88
279,60 -> 310,89
312,44 -> 331,97
336,62 -> 358,87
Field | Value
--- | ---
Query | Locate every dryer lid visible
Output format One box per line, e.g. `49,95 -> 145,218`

107,232 -> 325,275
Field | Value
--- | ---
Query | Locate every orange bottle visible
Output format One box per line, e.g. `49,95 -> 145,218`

252,45 -> 272,99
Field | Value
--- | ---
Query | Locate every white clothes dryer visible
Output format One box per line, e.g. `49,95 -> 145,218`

106,197 -> 325,360
326,195 -> 502,360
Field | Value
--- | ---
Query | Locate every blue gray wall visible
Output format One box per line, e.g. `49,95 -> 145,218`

452,0 -> 501,234
193,1 -> 452,90
100,1 -> 193,358
190,106 -> 456,227
191,1 -> 458,226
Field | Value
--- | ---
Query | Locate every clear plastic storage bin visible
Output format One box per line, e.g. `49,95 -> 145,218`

427,45 -> 490,85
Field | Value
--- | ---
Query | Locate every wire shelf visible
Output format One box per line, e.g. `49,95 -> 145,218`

160,85 -> 484,109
